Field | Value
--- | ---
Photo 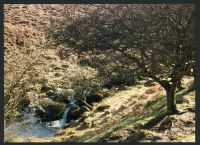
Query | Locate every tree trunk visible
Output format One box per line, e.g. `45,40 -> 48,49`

166,83 -> 177,114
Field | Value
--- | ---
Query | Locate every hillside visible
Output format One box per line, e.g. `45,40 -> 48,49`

4,4 -> 195,143
6,77 -> 195,142
4,4 -> 65,47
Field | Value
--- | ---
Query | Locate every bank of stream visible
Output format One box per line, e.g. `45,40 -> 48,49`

4,92 -> 79,141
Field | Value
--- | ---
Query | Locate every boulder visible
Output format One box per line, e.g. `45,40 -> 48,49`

55,88 -> 75,102
33,99 -> 66,121
67,105 -> 82,122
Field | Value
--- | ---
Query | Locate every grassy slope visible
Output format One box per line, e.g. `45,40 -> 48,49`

88,78 -> 195,142
68,77 -> 195,142
7,77 -> 194,143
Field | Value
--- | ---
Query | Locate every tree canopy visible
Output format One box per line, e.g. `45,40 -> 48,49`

49,4 -> 195,113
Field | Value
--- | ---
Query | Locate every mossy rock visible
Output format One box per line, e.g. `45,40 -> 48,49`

67,105 -> 82,122
35,99 -> 66,121
12,110 -> 22,118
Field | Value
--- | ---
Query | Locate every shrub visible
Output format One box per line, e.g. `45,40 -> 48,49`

86,93 -> 104,104
62,63 -> 102,101
103,66 -> 137,88
4,46 -> 46,118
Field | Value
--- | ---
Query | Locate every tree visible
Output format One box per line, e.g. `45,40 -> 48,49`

4,46 -> 46,118
61,63 -> 102,110
49,4 -> 195,114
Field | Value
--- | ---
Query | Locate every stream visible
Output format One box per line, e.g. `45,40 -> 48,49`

4,98 -> 77,139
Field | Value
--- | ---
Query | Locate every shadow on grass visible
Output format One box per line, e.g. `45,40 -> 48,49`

86,96 -> 168,142
68,85 -> 195,142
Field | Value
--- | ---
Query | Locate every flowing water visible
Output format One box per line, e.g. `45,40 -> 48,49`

4,98 -> 77,139
58,98 -> 76,129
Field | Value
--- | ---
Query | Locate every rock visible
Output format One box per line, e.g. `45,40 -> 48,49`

101,88 -> 110,98
54,88 -> 75,102
64,122 -> 76,128
33,99 -> 66,121
41,85 -> 54,92
56,88 -> 75,98
46,90 -> 55,96
144,100 -> 157,109
67,105 -> 82,122
116,84 -> 126,91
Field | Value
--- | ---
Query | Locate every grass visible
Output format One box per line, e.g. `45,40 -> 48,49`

83,79 -> 194,142
84,94 -> 167,142
14,77 -> 194,143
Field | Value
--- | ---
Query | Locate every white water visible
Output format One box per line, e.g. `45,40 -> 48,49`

53,98 -> 77,129
59,107 -> 71,129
